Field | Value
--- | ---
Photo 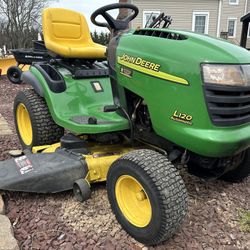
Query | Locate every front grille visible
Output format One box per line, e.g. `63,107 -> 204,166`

133,29 -> 187,40
204,84 -> 250,126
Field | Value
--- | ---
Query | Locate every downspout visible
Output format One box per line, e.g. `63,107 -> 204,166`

216,0 -> 222,37
244,0 -> 248,15
131,0 -> 134,28
243,0 -> 248,48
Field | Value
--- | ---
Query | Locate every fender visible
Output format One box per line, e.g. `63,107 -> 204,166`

21,71 -> 44,97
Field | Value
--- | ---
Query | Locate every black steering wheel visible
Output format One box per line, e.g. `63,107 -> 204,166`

91,3 -> 139,31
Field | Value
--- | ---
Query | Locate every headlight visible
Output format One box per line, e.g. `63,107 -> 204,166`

202,64 -> 250,86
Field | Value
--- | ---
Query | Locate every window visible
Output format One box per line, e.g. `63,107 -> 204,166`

143,11 -> 160,28
227,18 -> 237,37
229,0 -> 239,5
192,12 -> 209,34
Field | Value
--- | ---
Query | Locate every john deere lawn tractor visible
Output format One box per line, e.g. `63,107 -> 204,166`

1,3 -> 250,245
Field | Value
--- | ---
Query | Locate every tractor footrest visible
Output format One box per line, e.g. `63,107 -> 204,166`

70,116 -> 97,124
70,116 -> 119,125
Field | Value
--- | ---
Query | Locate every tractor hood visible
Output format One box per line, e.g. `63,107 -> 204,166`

126,28 -> 250,64
174,29 -> 250,64
116,28 -> 250,88
115,28 -> 250,157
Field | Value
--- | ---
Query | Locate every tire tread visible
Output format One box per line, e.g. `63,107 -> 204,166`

14,89 -> 64,148
108,149 -> 188,245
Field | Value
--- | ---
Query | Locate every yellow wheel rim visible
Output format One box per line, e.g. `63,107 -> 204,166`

115,175 -> 152,227
16,103 -> 33,146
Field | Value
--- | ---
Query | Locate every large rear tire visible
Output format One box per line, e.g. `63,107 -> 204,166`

14,89 -> 64,149
107,149 -> 187,245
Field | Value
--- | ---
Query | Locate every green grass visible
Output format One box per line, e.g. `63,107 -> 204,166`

238,210 -> 250,232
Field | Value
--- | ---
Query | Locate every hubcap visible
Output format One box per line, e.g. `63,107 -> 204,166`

16,103 -> 33,146
115,175 -> 152,227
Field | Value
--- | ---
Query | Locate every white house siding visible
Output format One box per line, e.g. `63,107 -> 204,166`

219,0 -> 247,44
131,0 -> 219,37
128,0 -> 250,49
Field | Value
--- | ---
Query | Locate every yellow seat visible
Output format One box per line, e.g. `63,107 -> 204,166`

42,8 -> 106,59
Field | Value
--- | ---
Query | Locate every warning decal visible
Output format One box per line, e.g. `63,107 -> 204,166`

14,155 -> 34,175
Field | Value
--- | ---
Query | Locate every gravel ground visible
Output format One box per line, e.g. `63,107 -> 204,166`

0,76 -> 249,249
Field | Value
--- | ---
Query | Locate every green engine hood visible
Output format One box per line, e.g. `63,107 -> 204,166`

176,29 -> 250,64
115,29 -> 250,157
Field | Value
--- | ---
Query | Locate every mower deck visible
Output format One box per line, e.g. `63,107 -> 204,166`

0,141 -> 136,193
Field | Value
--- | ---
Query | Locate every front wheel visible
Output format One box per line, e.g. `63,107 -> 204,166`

221,148 -> 250,182
107,149 -> 188,245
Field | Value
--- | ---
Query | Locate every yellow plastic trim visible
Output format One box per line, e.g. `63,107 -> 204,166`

115,175 -> 152,227
85,154 -> 122,183
118,56 -> 189,85
42,143 -> 61,153
16,103 -> 33,146
85,145 -> 134,183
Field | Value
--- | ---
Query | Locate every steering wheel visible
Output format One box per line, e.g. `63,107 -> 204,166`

91,3 -> 139,31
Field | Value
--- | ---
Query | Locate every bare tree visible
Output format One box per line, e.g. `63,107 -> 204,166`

0,0 -> 52,49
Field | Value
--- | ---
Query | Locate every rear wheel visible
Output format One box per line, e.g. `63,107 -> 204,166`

14,89 -> 64,149
107,149 -> 187,245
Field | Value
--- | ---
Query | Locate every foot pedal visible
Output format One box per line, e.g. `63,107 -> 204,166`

88,117 -> 97,124
103,105 -> 118,112
70,116 -> 97,125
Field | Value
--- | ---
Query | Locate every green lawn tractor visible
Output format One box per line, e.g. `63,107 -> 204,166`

1,3 -> 250,245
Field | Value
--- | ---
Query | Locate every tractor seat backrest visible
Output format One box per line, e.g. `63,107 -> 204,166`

42,8 -> 106,59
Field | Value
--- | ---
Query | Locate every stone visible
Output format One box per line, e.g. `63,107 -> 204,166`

0,215 -> 19,250
0,195 -> 4,215
8,150 -> 23,157
0,114 -> 12,136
